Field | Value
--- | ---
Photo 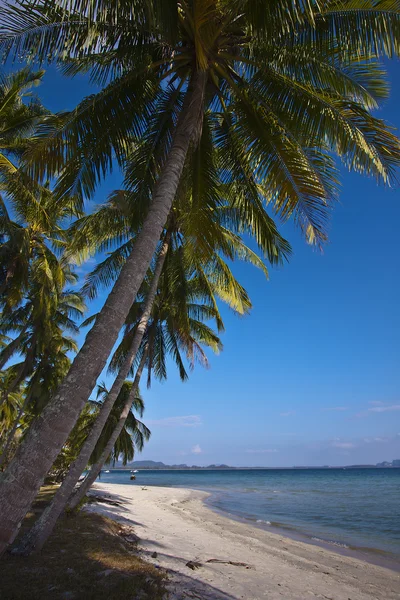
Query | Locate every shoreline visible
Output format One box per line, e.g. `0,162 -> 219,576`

87,483 -> 400,600
96,472 -> 400,571
203,495 -> 400,573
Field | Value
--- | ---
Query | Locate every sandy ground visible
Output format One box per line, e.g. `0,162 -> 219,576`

86,483 -> 400,600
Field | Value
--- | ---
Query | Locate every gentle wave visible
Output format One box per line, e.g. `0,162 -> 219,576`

256,519 -> 271,525
311,536 -> 349,549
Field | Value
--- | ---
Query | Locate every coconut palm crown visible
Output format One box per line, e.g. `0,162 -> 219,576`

1,1 -> 399,246
89,381 -> 150,467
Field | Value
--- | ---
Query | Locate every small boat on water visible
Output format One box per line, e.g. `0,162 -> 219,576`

105,470 -> 110,473
130,469 -> 139,473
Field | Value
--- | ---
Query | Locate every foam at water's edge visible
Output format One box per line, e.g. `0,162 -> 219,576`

311,536 -> 349,549
256,519 -> 271,525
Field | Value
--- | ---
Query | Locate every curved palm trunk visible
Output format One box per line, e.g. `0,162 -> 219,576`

1,337 -> 35,409
0,322 -> 33,410
12,237 -> 169,555
68,351 -> 147,512
0,324 -> 28,372
4,363 -> 29,396
0,71 -> 207,556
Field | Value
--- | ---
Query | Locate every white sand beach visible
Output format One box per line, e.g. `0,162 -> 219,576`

86,483 -> 400,600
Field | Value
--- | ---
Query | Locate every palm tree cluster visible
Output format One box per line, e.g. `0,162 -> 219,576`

0,0 -> 399,557
0,70 -> 85,466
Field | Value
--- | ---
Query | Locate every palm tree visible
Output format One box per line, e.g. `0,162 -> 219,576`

11,233 -> 172,555
70,203 -> 266,490
0,182 -> 82,315
68,262 -> 227,512
14,376 -> 151,554
0,285 -> 85,469
16,163 -> 284,553
69,239 -> 255,512
0,281 -> 85,397
67,354 -> 150,513
15,232 -> 240,553
0,67 -> 48,184
0,372 -> 22,439
0,177 -> 85,466
0,373 -> 23,470
0,68 -> 56,308
89,381 -> 150,468
1,1 -> 400,554
0,165 -> 85,405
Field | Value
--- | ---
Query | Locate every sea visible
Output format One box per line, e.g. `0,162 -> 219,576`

97,467 -> 400,568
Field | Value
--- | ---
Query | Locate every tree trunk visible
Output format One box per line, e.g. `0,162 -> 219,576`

4,362 -> 28,397
12,236 -> 170,555
0,324 -> 28,371
68,350 -> 147,512
0,70 -> 206,556
1,332 -> 35,408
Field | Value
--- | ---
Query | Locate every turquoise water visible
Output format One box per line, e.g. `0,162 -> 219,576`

98,468 -> 400,564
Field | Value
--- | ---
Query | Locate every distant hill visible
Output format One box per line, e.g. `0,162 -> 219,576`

113,459 -> 400,470
130,460 -> 167,468
117,460 -> 233,470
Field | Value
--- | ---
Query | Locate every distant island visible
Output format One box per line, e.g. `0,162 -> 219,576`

119,460 -> 234,470
114,459 -> 400,470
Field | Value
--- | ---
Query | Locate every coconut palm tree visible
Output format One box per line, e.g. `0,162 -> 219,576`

20,158 -> 286,552
67,353 -> 150,514
68,241 -> 250,513
11,233 -> 173,556
0,67 -> 48,187
1,0 -> 400,555
0,178 -> 85,465
0,169 -> 85,404
15,265 -> 221,554
0,373 -> 23,470
0,282 -> 85,397
62,199 -> 267,510
14,235 -> 235,553
0,180 -> 82,315
0,195 -> 84,469
0,372 -> 22,439
89,381 -> 150,468
68,267 -> 226,512
0,342 -> 73,472
0,68 -> 58,311
0,290 -> 85,470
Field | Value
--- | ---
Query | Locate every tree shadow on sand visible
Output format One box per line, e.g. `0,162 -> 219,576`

164,568 -> 239,600
85,499 -> 146,528
140,548 -> 244,599
1,487 -> 240,600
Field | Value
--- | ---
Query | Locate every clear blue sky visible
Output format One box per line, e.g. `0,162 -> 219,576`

30,60 -> 400,467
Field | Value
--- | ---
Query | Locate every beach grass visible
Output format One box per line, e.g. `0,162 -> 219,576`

0,486 -> 166,600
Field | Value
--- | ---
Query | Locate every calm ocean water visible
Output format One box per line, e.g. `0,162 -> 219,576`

98,468 -> 400,565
